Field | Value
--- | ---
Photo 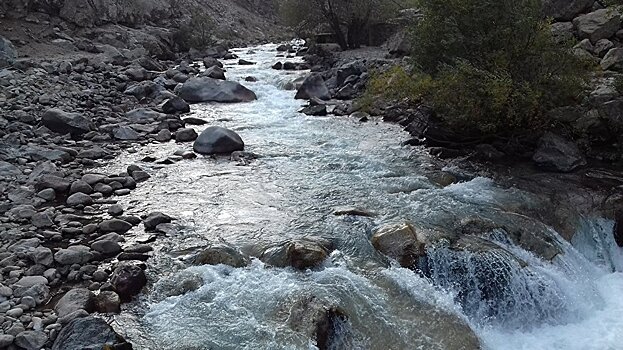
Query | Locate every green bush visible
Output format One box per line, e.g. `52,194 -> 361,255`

172,10 -> 216,51
365,0 -> 589,135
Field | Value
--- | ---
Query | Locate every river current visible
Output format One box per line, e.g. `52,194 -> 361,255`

104,44 -> 623,350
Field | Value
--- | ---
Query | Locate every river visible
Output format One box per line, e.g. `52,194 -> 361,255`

103,44 -> 623,350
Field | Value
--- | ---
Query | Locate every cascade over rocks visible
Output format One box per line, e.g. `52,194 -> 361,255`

371,221 -> 426,268
287,296 -> 349,350
193,126 -> 245,155
177,77 -> 257,103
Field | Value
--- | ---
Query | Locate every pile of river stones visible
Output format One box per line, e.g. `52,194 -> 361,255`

0,35 -> 277,349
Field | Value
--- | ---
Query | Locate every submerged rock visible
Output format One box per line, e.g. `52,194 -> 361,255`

287,296 -> 349,350
195,243 -> 250,267
193,126 -> 244,155
178,77 -> 257,103
261,240 -> 331,269
371,221 -> 426,268
110,263 -> 147,301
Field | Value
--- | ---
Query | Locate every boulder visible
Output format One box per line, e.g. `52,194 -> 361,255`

51,317 -> 129,350
14,331 -> 47,350
99,219 -> 133,234
203,57 -> 222,69
200,66 -> 226,80
0,36 -> 17,68
110,263 -> 147,301
532,132 -> 587,172
66,192 -> 94,206
175,128 -> 198,142
162,97 -> 190,114
287,296 -> 348,350
573,8 -> 621,43
371,221 -> 425,268
143,212 -> 172,230
41,108 -> 94,136
54,245 -> 93,265
261,240 -> 330,269
94,291 -> 121,313
193,126 -> 244,155
601,48 -> 623,71
194,244 -> 250,267
295,74 -> 330,100
55,288 -> 95,318
113,126 -> 140,140
542,0 -> 594,21
178,77 -> 257,103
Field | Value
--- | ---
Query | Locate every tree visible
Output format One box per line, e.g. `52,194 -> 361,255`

279,0 -> 405,50
366,0 -> 589,136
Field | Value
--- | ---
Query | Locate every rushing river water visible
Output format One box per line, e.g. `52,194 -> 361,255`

104,44 -> 623,350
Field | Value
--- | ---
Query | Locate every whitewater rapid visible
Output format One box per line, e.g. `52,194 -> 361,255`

105,44 -> 623,350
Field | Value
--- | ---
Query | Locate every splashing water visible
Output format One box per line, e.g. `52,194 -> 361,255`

106,44 -> 623,350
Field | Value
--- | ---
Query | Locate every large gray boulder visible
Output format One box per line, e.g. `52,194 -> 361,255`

295,74 -> 330,100
41,108 -> 94,136
54,288 -> 95,318
542,0 -> 594,21
178,77 -> 257,103
601,48 -> 623,71
0,36 -> 17,68
51,317 -> 129,350
573,8 -> 622,44
193,126 -> 244,155
532,132 -> 587,172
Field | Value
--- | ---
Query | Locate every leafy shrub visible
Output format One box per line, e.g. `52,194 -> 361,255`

172,10 -> 216,52
365,0 -> 589,135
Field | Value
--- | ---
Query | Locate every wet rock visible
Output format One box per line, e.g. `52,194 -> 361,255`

178,77 -> 257,103
108,204 -> 124,216
201,66 -> 226,80
371,221 -> 425,268
41,108 -> 93,136
110,263 -> 147,301
301,105 -> 327,116
55,288 -> 95,318
261,240 -> 330,269
14,331 -> 47,350
194,244 -> 250,267
193,126 -> 244,155
66,192 -> 93,206
94,291 -> 121,313
0,36 -> 17,68
162,96 -> 190,114
295,74 -> 330,100
272,62 -> 283,70
99,219 -> 133,234
183,117 -> 208,125
239,59 -> 255,65
142,211 -> 172,231
532,132 -> 586,172
333,206 -> 376,217
175,127 -> 198,142
54,245 -> 93,265
245,76 -> 258,82
51,316 -> 130,350
287,296 -> 348,350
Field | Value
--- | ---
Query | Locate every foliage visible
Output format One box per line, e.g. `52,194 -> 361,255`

365,0 -> 589,135
277,0 -> 406,49
172,8 -> 216,51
